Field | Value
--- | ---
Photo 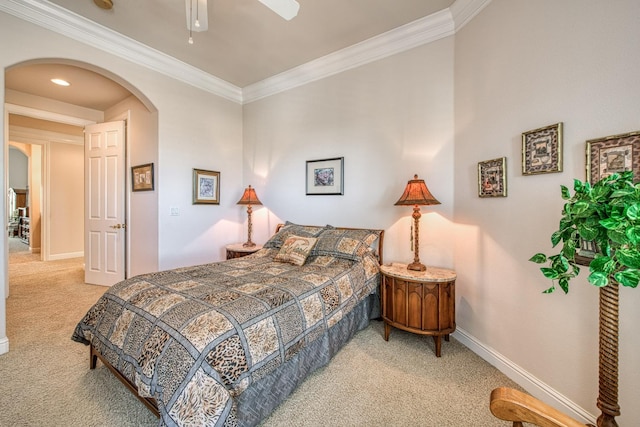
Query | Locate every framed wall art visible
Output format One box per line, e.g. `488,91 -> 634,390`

586,130 -> 640,183
193,168 -> 220,204
522,122 -> 563,175
131,163 -> 154,192
306,157 -> 344,195
478,157 -> 507,198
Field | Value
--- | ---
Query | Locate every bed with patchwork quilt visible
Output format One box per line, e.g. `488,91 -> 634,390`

72,223 -> 384,426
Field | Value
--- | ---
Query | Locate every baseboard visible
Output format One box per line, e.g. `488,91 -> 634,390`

452,327 -> 596,425
0,336 -> 8,355
48,251 -> 83,261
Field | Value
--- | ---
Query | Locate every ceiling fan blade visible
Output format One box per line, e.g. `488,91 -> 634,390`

257,0 -> 300,21
185,0 -> 208,32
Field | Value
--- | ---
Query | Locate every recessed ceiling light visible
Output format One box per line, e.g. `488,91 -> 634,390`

51,78 -> 70,87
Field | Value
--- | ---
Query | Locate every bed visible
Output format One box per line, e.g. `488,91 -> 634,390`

72,222 -> 384,426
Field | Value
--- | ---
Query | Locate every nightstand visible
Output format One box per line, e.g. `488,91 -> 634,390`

226,243 -> 263,260
380,263 -> 456,357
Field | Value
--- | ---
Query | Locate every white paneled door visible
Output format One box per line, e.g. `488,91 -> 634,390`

84,121 -> 126,286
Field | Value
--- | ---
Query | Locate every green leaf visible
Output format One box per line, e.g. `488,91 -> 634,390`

541,267 -> 559,280
588,271 -> 609,287
616,248 -> 640,268
626,203 -> 640,220
561,185 -> 571,200
551,231 -> 563,247
626,226 -> 640,245
551,255 -> 570,273
612,189 -> 635,198
614,269 -> 640,288
571,201 -> 590,215
529,253 -> 547,263
558,277 -> 570,294
607,228 -> 628,245
572,180 -> 583,193
600,218 -> 621,230
542,285 -> 556,294
589,256 -> 613,273
578,224 -> 599,241
561,239 -> 577,259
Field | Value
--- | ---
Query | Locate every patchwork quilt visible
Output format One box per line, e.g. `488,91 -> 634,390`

72,248 -> 380,427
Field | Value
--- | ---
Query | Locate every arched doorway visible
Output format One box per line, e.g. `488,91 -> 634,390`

2,58 -> 159,353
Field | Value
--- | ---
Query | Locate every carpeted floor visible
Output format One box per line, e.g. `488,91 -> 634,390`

0,253 -> 520,426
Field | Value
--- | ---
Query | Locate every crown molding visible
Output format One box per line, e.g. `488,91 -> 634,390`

0,0 -> 242,104
450,0 -> 493,30
242,8 -> 455,103
243,0 -> 492,103
1,0 -> 491,105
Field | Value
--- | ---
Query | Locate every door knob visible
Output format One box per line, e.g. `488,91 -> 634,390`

110,224 -> 122,229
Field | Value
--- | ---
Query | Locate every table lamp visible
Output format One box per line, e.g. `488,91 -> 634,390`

236,185 -> 262,247
394,174 -> 440,271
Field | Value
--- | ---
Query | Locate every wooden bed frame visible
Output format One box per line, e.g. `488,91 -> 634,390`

90,344 -> 160,417
87,224 -> 384,420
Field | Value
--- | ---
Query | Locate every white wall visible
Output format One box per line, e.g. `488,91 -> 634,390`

8,146 -> 27,189
454,0 -> 640,424
243,38 -> 456,268
2,2 -> 639,424
0,12 -> 243,353
48,141 -> 83,256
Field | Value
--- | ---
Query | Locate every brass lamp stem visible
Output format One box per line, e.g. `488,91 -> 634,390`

407,205 -> 426,271
243,205 -> 255,247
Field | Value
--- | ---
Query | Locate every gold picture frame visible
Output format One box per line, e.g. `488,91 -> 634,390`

586,130 -> 640,183
522,122 -> 563,175
193,168 -> 220,204
478,157 -> 507,198
131,163 -> 154,192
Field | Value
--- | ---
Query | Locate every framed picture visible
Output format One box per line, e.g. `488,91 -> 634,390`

131,163 -> 154,192
522,122 -> 563,175
478,157 -> 507,198
586,130 -> 640,183
306,157 -> 344,195
193,168 -> 220,204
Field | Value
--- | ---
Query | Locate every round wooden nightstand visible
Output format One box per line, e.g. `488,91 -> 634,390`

380,263 -> 456,357
226,243 -> 263,260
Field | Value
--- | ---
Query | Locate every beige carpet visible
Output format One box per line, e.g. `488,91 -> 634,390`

1,254 -> 520,426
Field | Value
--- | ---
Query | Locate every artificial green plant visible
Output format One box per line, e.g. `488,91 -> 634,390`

530,170 -> 640,293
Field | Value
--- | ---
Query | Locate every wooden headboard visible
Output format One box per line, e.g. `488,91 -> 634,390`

274,224 -> 384,264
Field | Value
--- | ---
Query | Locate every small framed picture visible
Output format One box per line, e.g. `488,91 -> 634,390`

193,168 -> 220,204
522,122 -> 563,175
586,131 -> 640,183
306,157 -> 344,195
131,163 -> 154,192
478,157 -> 507,198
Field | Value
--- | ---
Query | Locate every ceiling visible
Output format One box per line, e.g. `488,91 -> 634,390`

4,0 -> 455,110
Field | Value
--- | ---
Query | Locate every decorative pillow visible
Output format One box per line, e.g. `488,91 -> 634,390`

274,235 -> 318,266
263,221 -> 326,249
311,228 -> 381,261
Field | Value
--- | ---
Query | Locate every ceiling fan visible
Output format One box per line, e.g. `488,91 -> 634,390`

92,0 -> 300,43
186,0 -> 300,31
186,0 -> 300,43
94,0 -> 300,20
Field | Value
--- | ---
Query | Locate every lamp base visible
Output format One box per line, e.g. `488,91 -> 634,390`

243,241 -> 256,248
407,262 -> 426,272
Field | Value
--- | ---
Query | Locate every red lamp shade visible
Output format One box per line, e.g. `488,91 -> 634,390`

237,185 -> 262,247
395,174 -> 440,271
236,185 -> 262,206
394,175 -> 440,207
